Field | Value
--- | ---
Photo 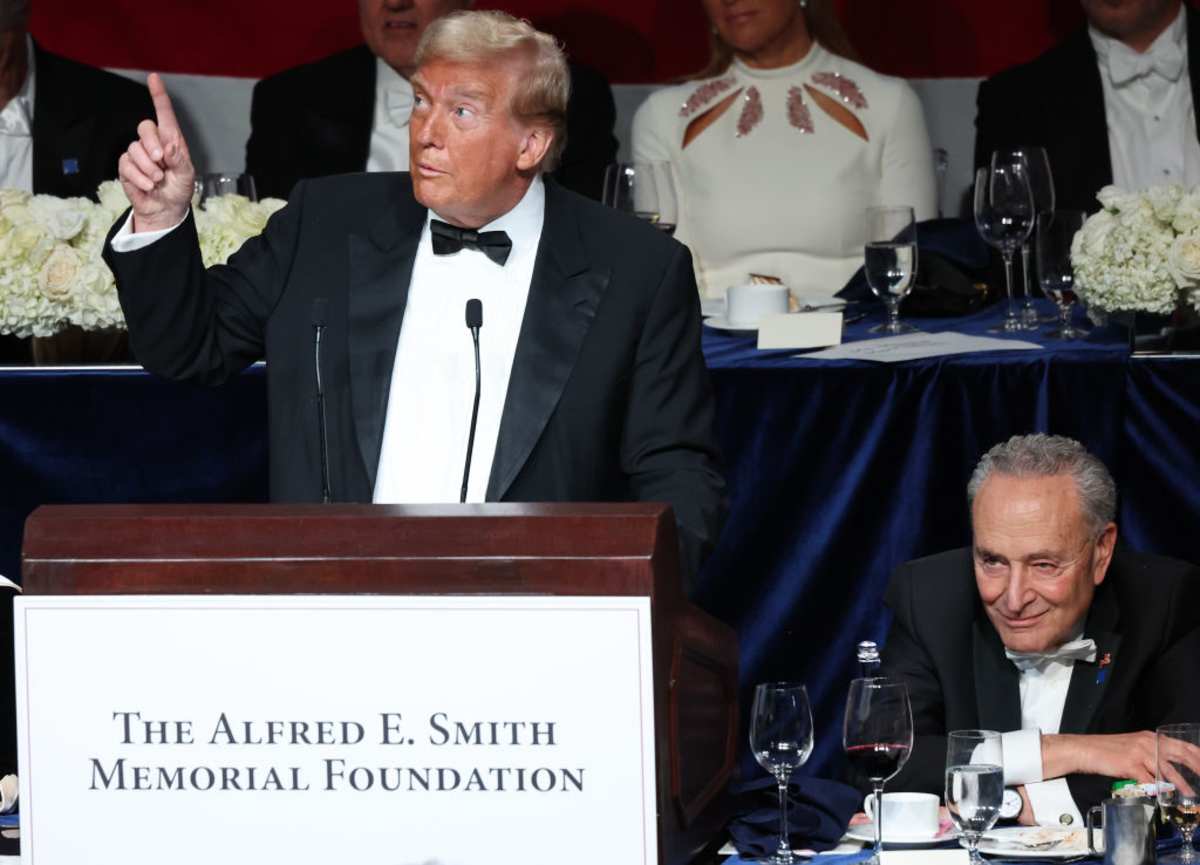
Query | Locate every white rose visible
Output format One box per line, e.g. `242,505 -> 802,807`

1174,192 -> 1200,232
38,245 -> 81,301
1146,185 -> 1182,224
29,195 -> 88,241
1076,210 -> 1116,260
1168,232 -> 1200,289
95,180 -> 130,216
1096,185 -> 1141,213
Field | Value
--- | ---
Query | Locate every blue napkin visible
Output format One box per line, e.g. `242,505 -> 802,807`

727,775 -> 863,859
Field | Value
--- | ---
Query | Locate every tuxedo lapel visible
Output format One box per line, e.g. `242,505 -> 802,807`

1188,6 -> 1200,147
1054,30 -> 1114,207
305,45 -> 376,174
30,45 -> 96,197
346,193 -> 425,492
973,617 -> 1023,732
485,183 -> 607,500
1059,582 -> 1122,735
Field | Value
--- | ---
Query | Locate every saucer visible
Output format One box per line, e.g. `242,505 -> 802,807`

844,821 -> 958,848
703,315 -> 759,333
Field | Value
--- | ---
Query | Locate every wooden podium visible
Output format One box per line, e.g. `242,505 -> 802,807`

22,502 -> 738,865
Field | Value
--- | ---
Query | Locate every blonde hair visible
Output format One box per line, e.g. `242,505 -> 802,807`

694,0 -> 859,80
415,10 -> 570,171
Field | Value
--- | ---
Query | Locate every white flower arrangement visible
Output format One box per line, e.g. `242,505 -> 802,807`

1071,184 -> 1200,316
0,181 -> 286,338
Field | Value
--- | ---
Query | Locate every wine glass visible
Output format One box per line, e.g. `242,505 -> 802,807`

1157,723 -> 1200,865
843,679 -> 913,865
975,155 -> 1035,333
945,730 -> 1004,865
864,206 -> 918,335
601,162 -> 678,235
1035,210 -> 1088,340
750,683 -> 815,865
1014,146 -> 1055,329
200,172 -> 258,203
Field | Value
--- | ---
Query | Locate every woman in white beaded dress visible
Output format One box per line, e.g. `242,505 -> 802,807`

631,0 -> 937,300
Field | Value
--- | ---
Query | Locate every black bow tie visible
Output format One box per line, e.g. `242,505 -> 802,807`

430,219 -> 512,266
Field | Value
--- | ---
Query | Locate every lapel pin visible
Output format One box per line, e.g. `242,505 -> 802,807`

1096,652 -> 1112,684
61,158 -> 79,176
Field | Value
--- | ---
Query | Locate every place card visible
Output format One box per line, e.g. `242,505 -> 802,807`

756,312 -> 842,350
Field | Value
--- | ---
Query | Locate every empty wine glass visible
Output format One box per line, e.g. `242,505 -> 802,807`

1036,210 -> 1088,340
1157,723 -> 1200,865
200,172 -> 258,203
975,154 -> 1035,333
750,683 -> 815,865
1015,146 -> 1055,329
945,730 -> 1004,865
601,162 -> 678,236
864,206 -> 919,334
843,679 -> 913,865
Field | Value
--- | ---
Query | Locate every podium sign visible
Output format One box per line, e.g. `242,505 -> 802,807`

16,594 -> 658,864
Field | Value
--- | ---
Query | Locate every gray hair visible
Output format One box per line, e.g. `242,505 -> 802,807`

414,10 -> 569,172
0,0 -> 29,32
967,434 -> 1117,536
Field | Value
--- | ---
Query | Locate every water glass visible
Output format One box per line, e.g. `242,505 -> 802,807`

946,730 -> 1004,865
601,162 -> 678,236
1015,146 -> 1055,328
199,172 -> 258,203
1157,723 -> 1200,865
750,683 -> 815,864
864,206 -> 918,335
1035,210 -> 1087,340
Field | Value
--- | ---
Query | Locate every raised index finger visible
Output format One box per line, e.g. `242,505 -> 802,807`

147,72 -> 179,133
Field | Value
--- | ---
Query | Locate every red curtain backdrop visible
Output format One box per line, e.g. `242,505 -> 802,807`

30,1 -> 1091,82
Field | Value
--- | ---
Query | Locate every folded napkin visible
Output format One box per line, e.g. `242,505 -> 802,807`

727,774 -> 863,859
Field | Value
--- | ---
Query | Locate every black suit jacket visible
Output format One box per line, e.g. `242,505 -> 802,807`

30,42 -> 153,199
103,174 -> 725,585
881,546 -> 1200,813
974,4 -> 1200,214
245,45 -> 619,202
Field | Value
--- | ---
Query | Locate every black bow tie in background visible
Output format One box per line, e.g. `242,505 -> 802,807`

430,219 -> 512,266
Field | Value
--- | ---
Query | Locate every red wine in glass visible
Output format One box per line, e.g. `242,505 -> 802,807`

845,742 -> 912,782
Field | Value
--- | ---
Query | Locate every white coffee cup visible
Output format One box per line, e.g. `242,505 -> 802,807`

725,283 -> 789,327
863,791 -> 940,839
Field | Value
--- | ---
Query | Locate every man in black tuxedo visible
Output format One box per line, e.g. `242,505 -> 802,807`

975,0 -> 1198,213
882,434 -> 1200,825
0,1 -> 151,363
245,0 -> 618,202
105,11 -> 724,585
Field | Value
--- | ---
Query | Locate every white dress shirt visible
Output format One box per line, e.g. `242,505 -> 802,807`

1000,639 -> 1091,828
109,176 -> 546,506
373,176 -> 544,504
365,58 -> 412,174
0,35 -> 35,193
1090,6 -> 1200,190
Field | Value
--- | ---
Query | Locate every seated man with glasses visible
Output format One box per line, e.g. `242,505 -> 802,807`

881,434 -> 1200,826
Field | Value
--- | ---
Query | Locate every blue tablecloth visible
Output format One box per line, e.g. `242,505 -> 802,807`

0,300 -> 1194,785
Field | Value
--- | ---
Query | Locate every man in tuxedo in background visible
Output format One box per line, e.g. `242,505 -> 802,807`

0,0 -> 152,363
882,434 -> 1200,826
975,0 -> 1199,212
105,11 -> 724,586
245,0 -> 618,201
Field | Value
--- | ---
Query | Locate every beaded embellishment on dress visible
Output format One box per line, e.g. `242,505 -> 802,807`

786,87 -> 813,133
679,74 -> 737,118
810,72 -> 868,109
736,87 -> 763,137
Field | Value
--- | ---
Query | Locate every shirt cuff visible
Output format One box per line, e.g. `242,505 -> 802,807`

1002,729 -> 1044,786
108,209 -> 189,253
1025,778 -> 1085,828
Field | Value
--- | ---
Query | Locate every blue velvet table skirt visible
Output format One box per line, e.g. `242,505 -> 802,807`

0,302 -> 1194,782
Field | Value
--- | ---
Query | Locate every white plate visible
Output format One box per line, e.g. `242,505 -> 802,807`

844,821 -> 958,847
977,826 -> 1094,858
703,315 -> 758,333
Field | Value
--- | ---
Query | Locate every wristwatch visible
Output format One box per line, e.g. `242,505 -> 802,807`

1000,788 -> 1023,820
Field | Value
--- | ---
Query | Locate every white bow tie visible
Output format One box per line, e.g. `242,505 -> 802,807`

384,87 -> 414,126
0,95 -> 31,138
1005,638 -> 1097,672
1106,38 -> 1185,86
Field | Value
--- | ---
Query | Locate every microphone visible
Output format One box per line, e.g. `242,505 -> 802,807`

311,298 -> 332,504
460,298 -> 483,504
